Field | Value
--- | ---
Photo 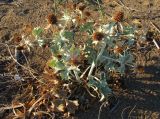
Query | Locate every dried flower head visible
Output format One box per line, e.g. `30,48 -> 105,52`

47,14 -> 58,25
84,11 -> 91,17
113,11 -> 124,22
92,32 -> 104,41
56,54 -> 62,59
12,33 -> 22,43
78,3 -> 86,11
113,45 -> 123,54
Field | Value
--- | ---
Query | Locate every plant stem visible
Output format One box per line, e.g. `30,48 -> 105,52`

153,39 -> 160,49
73,70 -> 81,83
87,61 -> 95,79
87,41 -> 107,79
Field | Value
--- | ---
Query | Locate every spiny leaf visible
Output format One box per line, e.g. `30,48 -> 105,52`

48,59 -> 65,71
79,22 -> 94,34
63,31 -> 74,41
60,70 -> 70,80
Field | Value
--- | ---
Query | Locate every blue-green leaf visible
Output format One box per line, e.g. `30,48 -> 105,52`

63,31 -> 74,41
60,70 -> 70,80
87,76 -> 112,97
80,22 -> 94,34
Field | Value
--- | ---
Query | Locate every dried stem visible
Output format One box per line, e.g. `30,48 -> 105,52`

128,105 -> 137,119
0,103 -> 24,112
28,95 -> 45,115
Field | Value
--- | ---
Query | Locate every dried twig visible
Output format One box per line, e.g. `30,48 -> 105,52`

149,21 -> 160,49
12,102 -> 26,118
153,39 -> 160,49
28,95 -> 45,115
0,103 -> 24,112
33,111 -> 55,119
150,21 -> 160,33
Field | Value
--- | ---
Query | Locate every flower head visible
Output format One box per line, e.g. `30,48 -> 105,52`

47,14 -> 58,25
12,33 -> 22,43
92,32 -> 104,41
84,11 -> 91,17
78,3 -> 86,12
113,45 -> 123,54
113,11 -> 124,22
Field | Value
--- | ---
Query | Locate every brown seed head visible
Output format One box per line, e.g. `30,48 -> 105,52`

57,54 -> 62,59
47,14 -> 58,25
12,33 -> 22,43
92,32 -> 104,41
113,11 -> 124,22
84,11 -> 91,17
78,3 -> 86,11
113,45 -> 123,54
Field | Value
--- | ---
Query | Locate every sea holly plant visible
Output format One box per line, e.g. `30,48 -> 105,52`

31,10 -> 136,104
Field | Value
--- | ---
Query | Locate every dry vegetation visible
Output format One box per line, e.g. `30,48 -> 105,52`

0,0 -> 160,119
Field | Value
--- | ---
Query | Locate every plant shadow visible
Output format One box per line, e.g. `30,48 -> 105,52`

76,65 -> 160,119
